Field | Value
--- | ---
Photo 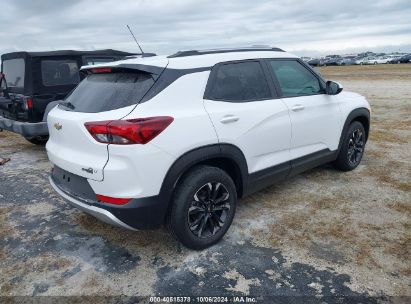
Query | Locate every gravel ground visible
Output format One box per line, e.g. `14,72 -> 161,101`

0,64 -> 410,302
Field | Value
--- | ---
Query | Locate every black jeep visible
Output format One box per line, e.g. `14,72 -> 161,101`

0,49 -> 135,145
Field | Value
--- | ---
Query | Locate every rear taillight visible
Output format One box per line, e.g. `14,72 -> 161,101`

96,194 -> 131,205
84,116 -> 174,145
26,98 -> 33,109
23,96 -> 33,110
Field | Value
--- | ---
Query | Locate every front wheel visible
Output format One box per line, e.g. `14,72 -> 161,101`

24,135 -> 49,145
168,165 -> 237,250
334,121 -> 366,171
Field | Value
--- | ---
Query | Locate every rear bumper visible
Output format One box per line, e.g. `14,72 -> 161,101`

49,174 -> 168,230
0,115 -> 48,136
49,176 -> 138,230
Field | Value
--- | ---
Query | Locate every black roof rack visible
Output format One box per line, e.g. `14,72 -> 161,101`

168,47 -> 285,58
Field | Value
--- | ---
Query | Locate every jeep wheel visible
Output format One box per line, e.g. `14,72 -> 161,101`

334,121 -> 366,171
168,165 -> 237,250
24,135 -> 49,145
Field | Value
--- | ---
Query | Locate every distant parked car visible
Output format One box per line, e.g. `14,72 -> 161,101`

355,57 -> 380,65
369,56 -> 391,64
387,55 -> 405,64
394,54 -> 411,64
301,56 -> 313,62
323,57 -> 341,66
338,58 -> 357,66
354,57 -> 368,65
307,58 -> 321,66
0,49 -> 136,144
361,57 -> 379,65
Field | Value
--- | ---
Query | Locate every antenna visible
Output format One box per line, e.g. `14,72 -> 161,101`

126,24 -> 144,54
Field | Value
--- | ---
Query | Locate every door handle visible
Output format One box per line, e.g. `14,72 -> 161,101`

220,115 -> 239,124
291,104 -> 305,112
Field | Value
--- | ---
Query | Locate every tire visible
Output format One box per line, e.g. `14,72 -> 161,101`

334,121 -> 366,171
24,135 -> 49,145
168,165 -> 237,250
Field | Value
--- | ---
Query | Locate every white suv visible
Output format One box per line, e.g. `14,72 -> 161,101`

46,47 -> 371,249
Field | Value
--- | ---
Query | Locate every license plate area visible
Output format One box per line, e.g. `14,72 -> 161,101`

52,165 -> 96,203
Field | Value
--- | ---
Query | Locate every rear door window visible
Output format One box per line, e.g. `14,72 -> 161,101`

41,59 -> 80,86
62,72 -> 155,113
210,61 -> 271,102
2,58 -> 25,88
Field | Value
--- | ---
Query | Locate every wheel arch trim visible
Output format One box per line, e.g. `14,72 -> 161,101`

338,107 -> 370,151
159,143 -> 249,206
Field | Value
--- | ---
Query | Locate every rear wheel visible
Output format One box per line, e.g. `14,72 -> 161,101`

168,165 -> 237,250
334,121 -> 366,171
24,135 -> 49,145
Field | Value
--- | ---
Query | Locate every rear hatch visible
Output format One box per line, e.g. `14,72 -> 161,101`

46,59 -> 168,181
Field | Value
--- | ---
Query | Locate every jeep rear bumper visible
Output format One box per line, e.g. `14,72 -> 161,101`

0,115 -> 48,137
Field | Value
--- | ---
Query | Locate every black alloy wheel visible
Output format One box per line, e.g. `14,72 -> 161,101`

334,121 -> 366,171
188,182 -> 231,238
347,128 -> 365,167
168,165 -> 237,250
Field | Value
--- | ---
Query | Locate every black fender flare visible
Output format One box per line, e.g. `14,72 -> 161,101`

338,107 -> 370,151
158,143 -> 249,214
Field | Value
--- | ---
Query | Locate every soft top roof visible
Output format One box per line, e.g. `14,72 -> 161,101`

1,49 -> 136,60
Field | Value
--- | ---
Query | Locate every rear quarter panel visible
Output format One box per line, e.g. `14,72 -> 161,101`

95,71 -> 219,198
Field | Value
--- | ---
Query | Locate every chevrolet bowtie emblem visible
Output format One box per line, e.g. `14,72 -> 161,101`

54,123 -> 62,130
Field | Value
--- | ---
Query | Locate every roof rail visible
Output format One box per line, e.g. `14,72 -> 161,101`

168,47 -> 285,58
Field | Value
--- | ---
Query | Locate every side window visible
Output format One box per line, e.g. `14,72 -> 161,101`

2,58 -> 25,88
41,59 -> 80,86
269,60 -> 324,97
210,61 -> 271,102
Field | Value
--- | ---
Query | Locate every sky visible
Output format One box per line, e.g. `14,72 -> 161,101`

1,0 -> 411,57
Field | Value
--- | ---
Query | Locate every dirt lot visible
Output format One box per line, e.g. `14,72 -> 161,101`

0,64 -> 410,301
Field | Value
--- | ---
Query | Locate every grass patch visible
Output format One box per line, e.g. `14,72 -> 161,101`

369,129 -> 409,144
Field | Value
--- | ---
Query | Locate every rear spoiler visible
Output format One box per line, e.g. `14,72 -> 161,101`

79,64 -> 166,80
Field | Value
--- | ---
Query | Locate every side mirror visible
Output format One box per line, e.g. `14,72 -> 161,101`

326,80 -> 343,95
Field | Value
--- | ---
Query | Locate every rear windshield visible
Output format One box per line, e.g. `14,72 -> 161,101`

41,59 -> 80,86
2,58 -> 25,88
62,72 -> 155,113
